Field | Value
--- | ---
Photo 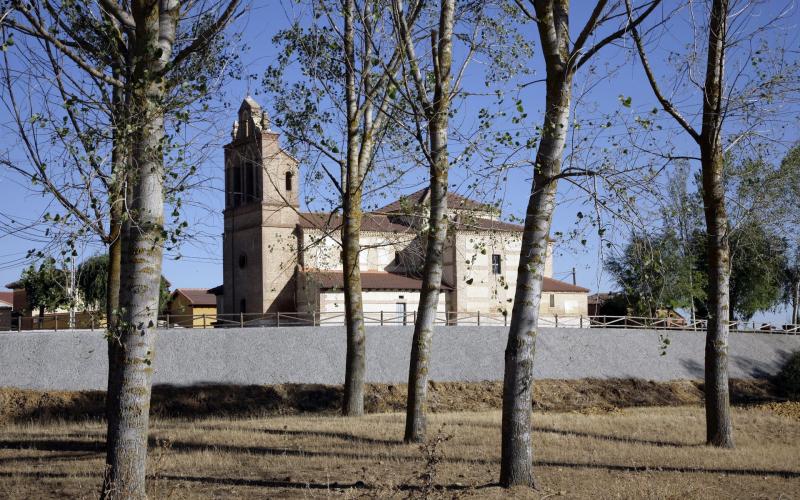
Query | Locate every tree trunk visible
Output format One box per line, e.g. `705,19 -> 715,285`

342,195 -> 366,416
102,112 -> 166,500
404,0 -> 454,444
105,73 -> 126,426
102,2 -> 174,496
792,281 -> 799,325
403,153 -> 448,443
699,0 -> 734,449
700,146 -> 734,448
500,6 -> 572,481
341,0 -> 366,416
104,202 -> 123,433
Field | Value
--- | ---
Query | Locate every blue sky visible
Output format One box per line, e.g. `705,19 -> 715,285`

0,1 -> 798,324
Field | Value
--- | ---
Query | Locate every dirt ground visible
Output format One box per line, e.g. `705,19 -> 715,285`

1,405 -> 799,499
0,378 -> 779,423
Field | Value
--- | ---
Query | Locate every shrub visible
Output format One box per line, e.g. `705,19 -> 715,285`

775,351 -> 800,400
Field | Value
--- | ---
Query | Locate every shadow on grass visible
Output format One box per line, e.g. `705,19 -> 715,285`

531,426 -> 700,449
2,436 -> 800,480
197,425 -> 403,446
0,470 -> 493,492
0,452 -> 96,465
2,460 -> 799,484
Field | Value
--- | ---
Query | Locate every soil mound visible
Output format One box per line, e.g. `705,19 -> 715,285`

0,378 -> 778,424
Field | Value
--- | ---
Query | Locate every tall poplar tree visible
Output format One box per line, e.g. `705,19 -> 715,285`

4,1 -> 240,496
627,0 -> 800,447
500,0 -> 661,487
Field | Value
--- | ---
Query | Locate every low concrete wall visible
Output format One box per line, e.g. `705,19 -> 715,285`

1,327 -> 799,391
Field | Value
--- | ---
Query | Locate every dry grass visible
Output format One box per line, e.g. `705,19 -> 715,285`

1,405 -> 798,499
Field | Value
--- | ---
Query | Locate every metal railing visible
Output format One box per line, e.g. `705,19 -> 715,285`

589,315 -> 800,334
5,311 -> 799,335
155,312 -> 798,334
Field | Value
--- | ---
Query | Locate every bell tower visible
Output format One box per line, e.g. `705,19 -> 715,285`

222,97 -> 299,315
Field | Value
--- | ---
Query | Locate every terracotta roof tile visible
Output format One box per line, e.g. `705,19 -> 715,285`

300,211 -> 522,234
303,271 -> 453,291
377,188 -> 493,213
298,212 -> 412,233
454,217 -> 523,232
0,291 -> 13,305
173,288 -> 217,306
543,277 -> 589,293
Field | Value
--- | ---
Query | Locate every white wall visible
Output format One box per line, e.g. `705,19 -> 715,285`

318,290 -> 447,324
302,229 -> 419,273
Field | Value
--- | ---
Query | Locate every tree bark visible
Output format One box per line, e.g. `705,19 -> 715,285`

792,280 -> 799,325
501,0 -> 571,487
404,0 -> 454,444
342,190 -> 366,416
101,1 -> 175,497
699,0 -> 734,449
105,67 -> 126,427
104,200 -> 124,450
341,0 -> 366,416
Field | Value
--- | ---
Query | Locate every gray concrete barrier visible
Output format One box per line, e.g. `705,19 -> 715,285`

1,327 -> 798,391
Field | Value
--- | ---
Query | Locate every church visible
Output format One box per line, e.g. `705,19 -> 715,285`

215,98 -> 589,326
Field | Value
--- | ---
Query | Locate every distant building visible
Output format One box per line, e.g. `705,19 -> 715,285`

0,292 -> 11,331
217,98 -> 589,325
166,288 -> 218,328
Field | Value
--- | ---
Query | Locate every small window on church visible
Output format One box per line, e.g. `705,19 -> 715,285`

285,172 -> 293,192
492,254 -> 502,274
238,253 -> 248,269
549,294 -> 555,308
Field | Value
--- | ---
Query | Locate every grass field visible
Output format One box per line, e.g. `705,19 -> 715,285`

1,404 -> 799,499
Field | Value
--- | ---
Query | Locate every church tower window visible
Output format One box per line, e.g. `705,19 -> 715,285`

285,171 -> 293,192
245,161 -> 256,202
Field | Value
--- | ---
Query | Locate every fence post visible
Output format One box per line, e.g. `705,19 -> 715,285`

504,313 -> 507,327
91,316 -> 95,331
580,315 -> 583,329
202,314 -> 206,329
240,312 -> 244,328
477,310 -> 480,326
380,310 -> 384,326
166,314 -> 170,329
555,314 -> 558,328
277,312 -> 281,327
55,314 -> 58,332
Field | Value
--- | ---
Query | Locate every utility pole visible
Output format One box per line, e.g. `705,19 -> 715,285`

69,258 -> 76,329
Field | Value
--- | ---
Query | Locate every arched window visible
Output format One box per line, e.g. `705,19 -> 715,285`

285,171 -> 293,192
